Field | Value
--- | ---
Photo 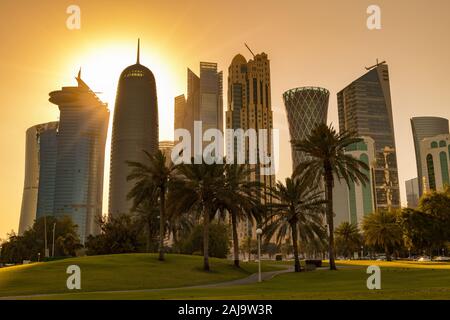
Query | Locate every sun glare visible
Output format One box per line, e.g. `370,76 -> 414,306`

66,43 -> 180,141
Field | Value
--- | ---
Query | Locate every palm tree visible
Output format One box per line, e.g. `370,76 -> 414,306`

168,159 -> 224,271
132,198 -> 160,253
362,210 -> 402,261
335,222 -> 362,259
293,123 -> 369,270
127,150 -> 176,261
220,163 -> 264,268
264,176 -> 325,272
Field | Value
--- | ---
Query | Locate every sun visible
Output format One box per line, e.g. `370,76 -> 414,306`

65,42 -> 180,142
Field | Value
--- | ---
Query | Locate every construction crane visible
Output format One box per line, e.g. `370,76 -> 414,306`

244,43 -> 256,58
365,59 -> 386,71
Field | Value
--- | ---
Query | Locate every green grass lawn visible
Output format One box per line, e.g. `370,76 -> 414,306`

1,254 -> 449,300
0,253 -> 280,297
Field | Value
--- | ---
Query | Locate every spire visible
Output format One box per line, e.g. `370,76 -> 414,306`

77,67 -> 81,80
137,38 -> 140,64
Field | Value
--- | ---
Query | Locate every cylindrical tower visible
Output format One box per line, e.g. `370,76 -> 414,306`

109,40 -> 159,216
282,86 -> 329,172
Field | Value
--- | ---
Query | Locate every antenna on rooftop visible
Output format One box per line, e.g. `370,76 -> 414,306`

365,59 -> 386,71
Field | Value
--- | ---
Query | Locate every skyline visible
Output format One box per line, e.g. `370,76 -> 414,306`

2,0 -> 450,239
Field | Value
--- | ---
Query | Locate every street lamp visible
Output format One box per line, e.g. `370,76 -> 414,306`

256,228 -> 263,283
52,222 -> 56,257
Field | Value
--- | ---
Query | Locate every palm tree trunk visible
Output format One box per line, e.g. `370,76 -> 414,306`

203,206 -> 210,271
325,167 -> 337,270
231,210 -> 240,268
385,245 -> 391,261
147,216 -> 152,253
158,187 -> 166,261
291,222 -> 301,272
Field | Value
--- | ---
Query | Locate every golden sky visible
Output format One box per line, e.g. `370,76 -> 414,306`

1,0 -> 450,239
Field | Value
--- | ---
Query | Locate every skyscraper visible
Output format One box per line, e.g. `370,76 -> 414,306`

226,51 -> 276,240
419,134 -> 450,193
410,116 -> 449,196
109,40 -> 159,216
49,71 -> 109,243
333,136 -> 376,226
174,63 -> 223,153
35,122 -> 58,220
282,86 -> 329,171
405,177 -> 420,208
337,62 -> 400,210
159,140 -> 175,166
18,121 -> 58,235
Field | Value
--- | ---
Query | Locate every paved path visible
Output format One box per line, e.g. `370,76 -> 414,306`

0,266 -> 294,300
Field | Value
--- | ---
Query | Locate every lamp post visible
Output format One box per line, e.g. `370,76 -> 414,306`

52,222 -> 56,257
256,228 -> 262,282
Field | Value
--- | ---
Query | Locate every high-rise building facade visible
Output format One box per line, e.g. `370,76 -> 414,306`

159,140 -> 174,166
410,116 -> 449,196
333,137 -> 376,226
109,40 -> 159,216
49,72 -> 109,243
419,134 -> 450,193
35,122 -> 58,220
337,63 -> 400,210
174,63 -> 223,154
405,177 -> 420,208
282,86 -> 329,171
226,52 -> 276,240
18,121 -> 58,234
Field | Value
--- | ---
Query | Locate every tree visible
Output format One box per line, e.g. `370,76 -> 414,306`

264,176 -> 325,272
179,223 -> 230,258
335,222 -> 362,258
85,215 -> 141,255
293,123 -> 369,270
0,216 -> 81,263
127,149 -> 177,261
362,210 -> 403,260
220,163 -> 264,267
132,198 -> 160,253
419,188 -> 450,247
168,160 -> 224,271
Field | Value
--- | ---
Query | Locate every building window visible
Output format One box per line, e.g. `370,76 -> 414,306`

440,151 -> 450,187
431,141 -> 438,148
427,154 -> 436,190
439,140 -> 447,148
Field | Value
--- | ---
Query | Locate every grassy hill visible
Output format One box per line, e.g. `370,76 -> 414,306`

0,253 -> 278,297
2,255 -> 450,300
35,260 -> 450,300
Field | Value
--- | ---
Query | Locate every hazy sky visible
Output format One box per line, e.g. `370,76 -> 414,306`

1,0 -> 450,239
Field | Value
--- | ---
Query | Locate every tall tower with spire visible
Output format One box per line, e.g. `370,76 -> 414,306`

109,39 -> 159,216
48,70 -> 109,243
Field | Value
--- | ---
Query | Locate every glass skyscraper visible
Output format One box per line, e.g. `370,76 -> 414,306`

282,86 -> 329,172
35,122 -> 58,220
18,121 -> 58,234
49,71 -> 109,243
174,63 -> 223,153
109,40 -> 159,216
337,63 -> 400,210
410,116 -> 449,196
